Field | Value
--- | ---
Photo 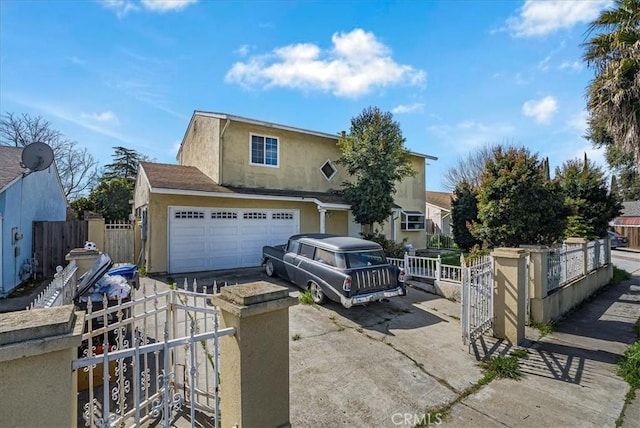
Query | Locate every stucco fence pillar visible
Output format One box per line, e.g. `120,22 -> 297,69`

86,216 -> 105,253
0,305 -> 85,427
212,281 -> 298,428
491,248 -> 529,345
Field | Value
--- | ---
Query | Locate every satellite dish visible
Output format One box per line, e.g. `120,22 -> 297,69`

21,142 -> 54,172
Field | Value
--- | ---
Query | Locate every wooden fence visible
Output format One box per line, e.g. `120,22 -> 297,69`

104,220 -> 134,263
612,225 -> 640,249
33,220 -> 87,278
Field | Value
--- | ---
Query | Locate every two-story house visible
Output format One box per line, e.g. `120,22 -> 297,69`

134,111 -> 436,274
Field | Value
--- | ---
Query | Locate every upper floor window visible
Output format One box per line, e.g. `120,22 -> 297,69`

250,134 -> 279,167
401,211 -> 425,231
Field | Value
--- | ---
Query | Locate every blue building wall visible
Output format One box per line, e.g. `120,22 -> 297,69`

0,165 -> 67,297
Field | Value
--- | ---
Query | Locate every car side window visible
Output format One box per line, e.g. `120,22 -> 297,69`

287,239 -> 300,254
299,244 -> 315,259
314,248 -> 337,267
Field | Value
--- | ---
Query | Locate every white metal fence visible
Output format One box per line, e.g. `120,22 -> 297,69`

426,233 -> 457,249
27,260 -> 78,309
72,279 -> 234,428
461,255 -> 494,347
388,253 -> 462,284
547,239 -> 609,293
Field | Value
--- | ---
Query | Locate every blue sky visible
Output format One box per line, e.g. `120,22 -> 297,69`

0,0 -> 613,193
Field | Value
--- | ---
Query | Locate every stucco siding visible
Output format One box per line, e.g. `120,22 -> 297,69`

0,166 -> 67,295
145,193 -> 347,273
179,115 -> 221,183
220,121 -> 348,192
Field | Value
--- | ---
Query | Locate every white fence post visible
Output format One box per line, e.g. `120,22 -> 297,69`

404,252 -> 410,276
435,255 -> 441,282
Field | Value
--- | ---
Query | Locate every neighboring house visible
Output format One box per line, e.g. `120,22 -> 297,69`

425,191 -> 452,235
0,146 -> 67,297
134,111 -> 437,274
610,200 -> 640,249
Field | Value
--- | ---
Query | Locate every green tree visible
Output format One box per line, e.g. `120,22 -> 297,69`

104,146 -> 145,180
554,156 -> 622,238
583,0 -> 640,163
586,118 -> 640,200
69,196 -> 94,220
0,112 -> 99,199
337,107 -> 415,233
89,178 -> 134,221
451,181 -> 481,251
471,147 -> 567,247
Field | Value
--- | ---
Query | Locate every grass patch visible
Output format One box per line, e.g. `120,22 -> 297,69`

612,266 -> 632,285
418,353 -> 524,425
531,320 -> 556,338
617,340 -> 640,389
298,291 -> 315,305
616,388 -> 637,428
480,355 -> 523,380
291,333 -> 301,341
510,348 -> 529,359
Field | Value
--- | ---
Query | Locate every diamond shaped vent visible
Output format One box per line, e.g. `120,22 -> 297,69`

320,160 -> 337,180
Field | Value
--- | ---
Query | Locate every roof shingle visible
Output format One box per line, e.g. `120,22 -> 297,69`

425,191 -> 453,211
0,146 -> 27,191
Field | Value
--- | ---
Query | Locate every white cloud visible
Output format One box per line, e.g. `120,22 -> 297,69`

81,111 -> 119,124
140,0 -> 198,12
566,110 -> 588,134
522,96 -> 558,124
225,29 -> 426,98
537,55 -> 551,72
559,61 -> 583,72
392,103 -> 424,114
428,120 -> 515,153
235,44 -> 250,57
100,0 -> 197,16
506,0 -> 612,37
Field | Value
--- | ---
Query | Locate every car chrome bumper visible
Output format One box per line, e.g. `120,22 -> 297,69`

340,286 -> 406,308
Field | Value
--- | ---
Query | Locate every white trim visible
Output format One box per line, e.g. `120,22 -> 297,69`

249,133 -> 280,168
0,175 -> 21,194
319,159 -> 337,181
195,111 -> 339,140
150,186 -> 352,210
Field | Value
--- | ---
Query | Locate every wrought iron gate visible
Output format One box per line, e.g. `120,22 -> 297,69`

461,255 -> 494,347
72,280 -> 235,427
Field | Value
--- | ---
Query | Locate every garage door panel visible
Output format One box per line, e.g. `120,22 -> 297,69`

169,207 -> 299,273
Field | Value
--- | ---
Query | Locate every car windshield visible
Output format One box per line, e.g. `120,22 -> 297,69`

344,250 -> 387,268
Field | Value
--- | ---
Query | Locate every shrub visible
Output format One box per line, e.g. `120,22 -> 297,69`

618,340 -> 640,388
364,232 -> 407,258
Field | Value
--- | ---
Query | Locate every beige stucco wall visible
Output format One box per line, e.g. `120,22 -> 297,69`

178,115 -> 222,183
145,193 -> 348,273
220,121 -> 348,191
530,264 -> 613,324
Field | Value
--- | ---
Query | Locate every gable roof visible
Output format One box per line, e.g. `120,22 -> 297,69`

425,191 -> 453,211
139,162 -> 349,206
178,111 -> 438,161
621,201 -> 640,217
0,146 -> 28,192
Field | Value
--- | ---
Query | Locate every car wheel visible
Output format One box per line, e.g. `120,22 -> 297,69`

265,259 -> 276,277
308,281 -> 326,305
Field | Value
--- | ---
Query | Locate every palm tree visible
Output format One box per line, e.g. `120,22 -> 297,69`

583,0 -> 640,164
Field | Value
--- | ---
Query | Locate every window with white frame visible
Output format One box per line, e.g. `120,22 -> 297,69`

400,211 -> 425,231
320,159 -> 337,181
250,134 -> 279,166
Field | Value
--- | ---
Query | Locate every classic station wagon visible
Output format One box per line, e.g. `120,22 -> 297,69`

262,234 -> 406,308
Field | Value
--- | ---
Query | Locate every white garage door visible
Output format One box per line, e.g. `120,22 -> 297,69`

168,207 -> 299,273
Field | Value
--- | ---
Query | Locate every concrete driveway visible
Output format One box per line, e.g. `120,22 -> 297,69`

156,267 -> 483,428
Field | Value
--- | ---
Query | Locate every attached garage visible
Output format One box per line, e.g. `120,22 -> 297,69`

168,206 -> 299,273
